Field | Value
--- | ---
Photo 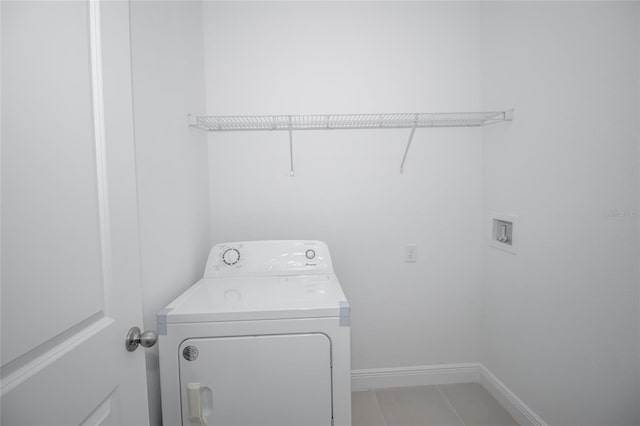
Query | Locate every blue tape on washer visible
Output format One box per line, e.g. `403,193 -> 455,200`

339,301 -> 350,327
157,308 -> 173,336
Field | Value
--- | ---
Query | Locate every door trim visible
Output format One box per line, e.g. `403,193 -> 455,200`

88,0 -> 113,315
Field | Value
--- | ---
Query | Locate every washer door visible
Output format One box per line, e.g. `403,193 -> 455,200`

179,333 -> 332,426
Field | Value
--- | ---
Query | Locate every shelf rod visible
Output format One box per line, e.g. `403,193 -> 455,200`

400,115 -> 419,174
288,117 -> 294,177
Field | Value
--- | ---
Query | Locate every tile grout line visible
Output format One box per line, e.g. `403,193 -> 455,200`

371,389 -> 389,426
436,385 -> 467,426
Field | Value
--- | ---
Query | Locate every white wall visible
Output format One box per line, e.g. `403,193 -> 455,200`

203,2 -> 485,370
129,2 -> 210,424
481,3 -> 640,425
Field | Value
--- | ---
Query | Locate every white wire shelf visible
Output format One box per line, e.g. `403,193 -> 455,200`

189,109 -> 514,175
190,110 -> 513,132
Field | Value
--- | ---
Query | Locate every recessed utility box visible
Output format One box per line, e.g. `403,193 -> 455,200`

489,213 -> 518,254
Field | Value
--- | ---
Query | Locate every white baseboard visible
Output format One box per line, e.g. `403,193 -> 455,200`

477,365 -> 547,426
351,363 -> 482,391
351,363 -> 547,426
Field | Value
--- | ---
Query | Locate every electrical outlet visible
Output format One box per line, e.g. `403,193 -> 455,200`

405,244 -> 418,262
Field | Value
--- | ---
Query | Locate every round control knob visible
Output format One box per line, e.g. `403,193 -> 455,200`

305,249 -> 316,260
222,248 -> 240,265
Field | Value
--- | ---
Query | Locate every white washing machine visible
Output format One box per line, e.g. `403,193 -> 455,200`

158,240 -> 351,426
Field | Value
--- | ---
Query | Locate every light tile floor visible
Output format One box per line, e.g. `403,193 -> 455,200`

352,383 -> 519,426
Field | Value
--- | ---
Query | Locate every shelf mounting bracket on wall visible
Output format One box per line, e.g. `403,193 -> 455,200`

189,109 -> 514,175
288,117 -> 294,177
400,114 -> 419,174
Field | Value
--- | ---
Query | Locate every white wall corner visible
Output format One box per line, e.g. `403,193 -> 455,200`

352,363 -> 547,426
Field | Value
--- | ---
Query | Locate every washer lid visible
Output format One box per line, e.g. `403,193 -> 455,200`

161,274 -> 349,324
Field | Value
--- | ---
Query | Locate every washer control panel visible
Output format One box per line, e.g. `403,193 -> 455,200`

222,248 -> 241,265
204,241 -> 333,278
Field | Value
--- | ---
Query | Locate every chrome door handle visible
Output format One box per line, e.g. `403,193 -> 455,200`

125,326 -> 158,351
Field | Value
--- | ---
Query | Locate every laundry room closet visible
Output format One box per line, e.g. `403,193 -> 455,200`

2,1 -> 638,425
129,2 -> 640,425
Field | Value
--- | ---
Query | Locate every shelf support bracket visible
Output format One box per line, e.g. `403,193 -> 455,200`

400,115 -> 419,174
505,108 -> 515,121
187,113 -> 197,128
288,117 -> 294,177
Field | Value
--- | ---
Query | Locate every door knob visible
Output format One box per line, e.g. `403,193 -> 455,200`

125,326 -> 158,352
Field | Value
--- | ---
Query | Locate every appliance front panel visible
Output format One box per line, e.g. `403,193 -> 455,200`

178,333 -> 333,426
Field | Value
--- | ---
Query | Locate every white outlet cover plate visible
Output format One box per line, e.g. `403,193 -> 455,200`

404,244 -> 418,262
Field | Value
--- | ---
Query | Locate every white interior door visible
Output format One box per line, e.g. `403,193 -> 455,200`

1,1 -> 150,424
